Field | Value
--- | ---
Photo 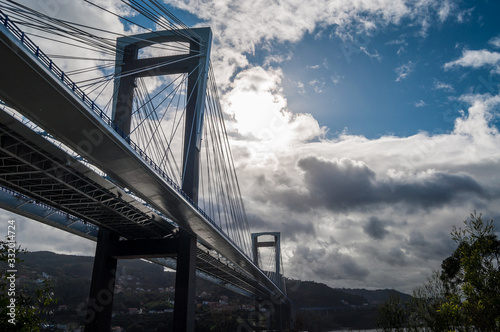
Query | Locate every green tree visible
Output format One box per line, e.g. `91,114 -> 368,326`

439,211 -> 500,331
378,212 -> 500,332
410,271 -> 456,332
377,294 -> 407,332
0,240 -> 56,331
196,308 -> 240,332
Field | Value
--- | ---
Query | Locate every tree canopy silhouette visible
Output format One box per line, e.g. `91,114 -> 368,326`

378,211 -> 500,332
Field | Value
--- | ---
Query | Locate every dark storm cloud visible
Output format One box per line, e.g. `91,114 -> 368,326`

270,156 -> 487,212
361,228 -> 455,267
363,244 -> 409,267
290,245 -> 369,281
383,247 -> 408,267
403,229 -> 455,262
298,156 -> 377,209
272,190 -> 314,213
247,212 -> 316,240
250,173 -> 315,213
388,172 -> 485,207
363,217 -> 390,240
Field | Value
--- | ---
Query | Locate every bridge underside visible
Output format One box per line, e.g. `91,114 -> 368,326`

0,110 -> 272,299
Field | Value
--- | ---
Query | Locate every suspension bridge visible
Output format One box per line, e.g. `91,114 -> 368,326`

0,1 -> 292,331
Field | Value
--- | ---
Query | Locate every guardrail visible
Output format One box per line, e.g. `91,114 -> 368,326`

0,10 -> 253,262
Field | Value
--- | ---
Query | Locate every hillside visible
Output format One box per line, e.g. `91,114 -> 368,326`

342,288 -> 412,304
286,279 -> 367,307
11,251 -> 410,330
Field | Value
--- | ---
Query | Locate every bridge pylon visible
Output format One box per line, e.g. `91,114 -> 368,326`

85,28 -> 212,332
251,232 -> 291,331
112,27 -> 212,202
251,232 -> 282,288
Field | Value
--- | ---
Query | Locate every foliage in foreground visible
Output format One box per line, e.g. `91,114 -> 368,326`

378,211 -> 500,332
0,240 -> 56,331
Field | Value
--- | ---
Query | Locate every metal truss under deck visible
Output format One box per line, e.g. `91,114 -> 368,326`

0,109 -> 272,299
0,114 -> 173,239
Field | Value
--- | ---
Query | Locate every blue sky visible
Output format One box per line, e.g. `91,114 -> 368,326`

161,1 -> 500,136
240,0 -> 500,139
4,0 -> 500,294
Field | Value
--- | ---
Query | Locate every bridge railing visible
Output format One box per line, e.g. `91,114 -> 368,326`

0,11 -> 260,267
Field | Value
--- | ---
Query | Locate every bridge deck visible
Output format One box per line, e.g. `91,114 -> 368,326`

0,109 -> 268,298
0,18 -> 287,301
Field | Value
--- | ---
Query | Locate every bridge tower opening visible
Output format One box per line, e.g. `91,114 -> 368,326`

86,28 -> 212,332
251,232 -> 282,287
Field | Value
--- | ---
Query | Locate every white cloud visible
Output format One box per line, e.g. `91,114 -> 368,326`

263,53 -> 293,66
444,49 -> 500,74
386,38 -> 406,46
297,81 -> 306,95
415,100 -> 427,107
168,0 -> 414,50
437,0 -> 455,23
386,37 -> 408,54
331,74 -> 343,85
307,64 -> 320,69
433,80 -> 455,92
360,46 -> 382,61
308,79 -> 325,94
454,94 -> 500,141
489,36 -> 500,49
455,7 -> 475,23
222,66 -> 325,145
395,61 -> 414,81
